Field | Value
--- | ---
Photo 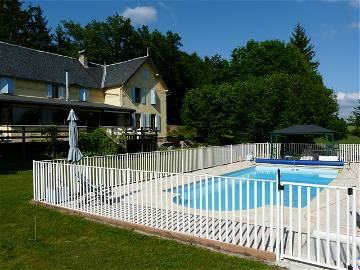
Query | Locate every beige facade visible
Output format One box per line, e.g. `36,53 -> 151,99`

5,60 -> 167,138
13,78 -> 104,103
104,61 -> 167,138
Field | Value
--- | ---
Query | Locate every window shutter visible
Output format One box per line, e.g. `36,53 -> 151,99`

0,77 -> 14,94
59,86 -> 65,99
7,78 -> 14,94
150,89 -> 156,105
80,88 -> 88,101
141,88 -> 146,104
144,69 -> 149,80
147,114 -> 151,128
47,84 -> 52,98
0,77 -> 8,94
140,113 -> 144,128
131,87 -> 135,102
80,88 -> 84,101
132,113 -> 136,127
155,115 -> 161,131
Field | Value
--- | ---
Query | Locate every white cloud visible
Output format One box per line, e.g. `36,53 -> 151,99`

350,22 -> 360,29
121,6 -> 157,25
336,91 -> 360,118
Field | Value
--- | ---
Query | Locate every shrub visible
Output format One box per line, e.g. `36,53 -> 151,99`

351,128 -> 360,137
79,128 -> 125,156
41,126 -> 62,158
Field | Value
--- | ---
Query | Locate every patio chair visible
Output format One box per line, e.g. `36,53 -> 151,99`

75,169 -> 113,205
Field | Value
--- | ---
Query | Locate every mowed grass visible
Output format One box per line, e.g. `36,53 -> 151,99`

0,162 -> 278,270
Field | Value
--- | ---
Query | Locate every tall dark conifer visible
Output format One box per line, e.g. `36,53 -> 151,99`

0,1 -> 52,50
0,0 -> 27,43
24,5 -> 53,50
290,22 -> 319,70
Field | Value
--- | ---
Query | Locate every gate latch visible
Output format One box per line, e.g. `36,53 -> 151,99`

277,169 -> 284,191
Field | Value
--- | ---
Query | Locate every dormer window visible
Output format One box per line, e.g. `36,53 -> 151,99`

47,84 -> 60,99
0,77 -> 14,95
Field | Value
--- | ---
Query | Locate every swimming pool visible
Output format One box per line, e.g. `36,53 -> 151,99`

169,166 -> 340,210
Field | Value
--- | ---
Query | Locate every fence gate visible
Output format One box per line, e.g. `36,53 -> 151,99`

277,180 -> 359,269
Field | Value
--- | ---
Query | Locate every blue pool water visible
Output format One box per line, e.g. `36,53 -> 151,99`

169,166 -> 339,210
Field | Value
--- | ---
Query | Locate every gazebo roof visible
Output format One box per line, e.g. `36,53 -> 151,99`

271,124 -> 336,135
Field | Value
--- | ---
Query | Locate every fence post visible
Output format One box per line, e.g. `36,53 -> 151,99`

32,160 -> 36,200
276,169 -> 284,261
181,148 -> 184,173
126,152 -> 129,169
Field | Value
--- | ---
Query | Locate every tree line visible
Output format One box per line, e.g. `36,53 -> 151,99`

0,1 -> 351,144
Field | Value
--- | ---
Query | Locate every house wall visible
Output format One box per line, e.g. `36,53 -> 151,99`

11,78 -> 104,103
104,61 -> 167,138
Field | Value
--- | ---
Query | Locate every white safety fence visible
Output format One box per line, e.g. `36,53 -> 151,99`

45,143 -> 360,174
339,144 -> 360,163
33,161 -> 359,269
45,143 -> 278,172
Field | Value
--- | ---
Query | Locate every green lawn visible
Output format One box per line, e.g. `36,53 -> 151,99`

314,125 -> 360,144
0,162 -> 278,270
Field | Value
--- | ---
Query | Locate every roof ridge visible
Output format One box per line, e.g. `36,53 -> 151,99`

106,55 -> 148,67
0,42 -> 147,67
0,41 -> 82,62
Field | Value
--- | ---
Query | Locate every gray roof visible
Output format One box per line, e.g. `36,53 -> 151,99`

272,124 -> 336,135
0,94 -> 135,113
0,42 -> 150,89
104,57 -> 148,87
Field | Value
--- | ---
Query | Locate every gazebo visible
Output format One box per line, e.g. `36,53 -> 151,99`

270,124 -> 336,158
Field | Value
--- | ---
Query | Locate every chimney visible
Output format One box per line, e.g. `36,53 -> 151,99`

65,70 -> 69,101
101,62 -> 106,88
78,49 -> 88,67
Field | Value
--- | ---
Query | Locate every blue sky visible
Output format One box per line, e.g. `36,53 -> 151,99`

27,0 -> 359,117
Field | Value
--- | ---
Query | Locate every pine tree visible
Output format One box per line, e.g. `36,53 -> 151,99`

24,4 -> 53,50
290,22 -> 320,70
0,1 -> 52,50
0,0 -> 28,43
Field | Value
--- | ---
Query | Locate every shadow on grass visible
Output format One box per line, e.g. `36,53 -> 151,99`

0,160 -> 33,175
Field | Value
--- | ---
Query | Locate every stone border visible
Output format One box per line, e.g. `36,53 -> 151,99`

30,199 -> 276,262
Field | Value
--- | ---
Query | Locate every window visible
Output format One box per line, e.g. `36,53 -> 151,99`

134,113 -> 141,128
150,89 -> 157,105
155,114 -> 161,131
0,106 -> 12,125
52,85 -> 59,98
131,87 -> 146,104
59,86 -> 65,100
150,114 -> 156,130
134,87 -> 141,103
131,87 -> 147,104
80,88 -> 88,102
0,77 -> 14,94
13,107 -> 40,125
47,84 -> 60,99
